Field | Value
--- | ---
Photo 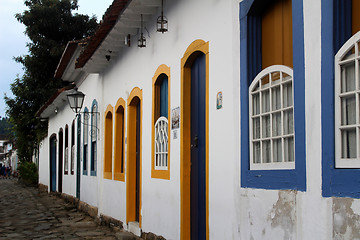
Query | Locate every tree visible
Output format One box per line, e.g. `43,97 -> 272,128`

5,0 -> 98,162
0,117 -> 13,136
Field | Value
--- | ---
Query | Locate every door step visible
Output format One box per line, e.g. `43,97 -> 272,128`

128,221 -> 141,237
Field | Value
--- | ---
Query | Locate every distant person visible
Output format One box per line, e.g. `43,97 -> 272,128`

7,166 -> 11,178
4,167 -> 9,179
0,165 -> 5,178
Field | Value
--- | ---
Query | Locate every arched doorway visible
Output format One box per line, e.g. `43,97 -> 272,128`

126,87 -> 143,227
180,40 -> 209,240
49,134 -> 57,192
58,129 -> 63,193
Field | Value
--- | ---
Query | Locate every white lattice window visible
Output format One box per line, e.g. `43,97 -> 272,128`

249,65 -> 295,170
71,145 -> 75,174
154,116 -> 168,170
335,31 -> 360,168
65,146 -> 69,173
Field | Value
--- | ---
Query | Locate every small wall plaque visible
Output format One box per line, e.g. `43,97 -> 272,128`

171,107 -> 180,129
217,91 -> 223,109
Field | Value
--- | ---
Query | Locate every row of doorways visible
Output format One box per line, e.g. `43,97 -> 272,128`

49,51 -> 207,240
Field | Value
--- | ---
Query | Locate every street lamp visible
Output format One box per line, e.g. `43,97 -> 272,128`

66,88 -> 99,137
67,88 -> 85,114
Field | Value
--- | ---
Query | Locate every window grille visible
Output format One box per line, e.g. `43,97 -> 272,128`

65,147 -> 69,173
71,145 -> 75,174
249,65 -> 295,170
335,31 -> 360,168
154,116 -> 168,170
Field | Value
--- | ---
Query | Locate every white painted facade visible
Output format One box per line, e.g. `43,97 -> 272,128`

37,0 -> 360,239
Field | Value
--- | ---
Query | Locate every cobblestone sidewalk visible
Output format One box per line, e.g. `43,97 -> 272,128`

0,178 -> 139,239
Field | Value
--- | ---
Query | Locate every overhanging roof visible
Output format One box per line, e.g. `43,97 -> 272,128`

36,84 -> 76,118
76,0 -> 162,73
54,38 -> 90,82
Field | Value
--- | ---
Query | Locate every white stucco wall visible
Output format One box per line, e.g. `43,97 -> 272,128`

38,73 -> 102,208
37,0 -> 360,239
39,137 -> 49,188
78,73 -> 102,208
98,0 -> 240,239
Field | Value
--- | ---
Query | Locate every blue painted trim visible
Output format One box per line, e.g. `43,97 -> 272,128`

83,107 -> 88,176
333,0 -> 352,52
90,100 -> 98,177
240,0 -> 255,19
240,0 -> 306,191
321,0 -> 334,198
321,0 -> 360,198
292,0 -> 306,191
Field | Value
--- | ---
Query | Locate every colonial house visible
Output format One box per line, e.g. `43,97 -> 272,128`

0,137 -> 16,169
36,0 -> 360,239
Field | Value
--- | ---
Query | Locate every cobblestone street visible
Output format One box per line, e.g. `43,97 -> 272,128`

0,178 -> 139,239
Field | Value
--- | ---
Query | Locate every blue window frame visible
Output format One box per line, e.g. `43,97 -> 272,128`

321,0 -> 360,198
240,0 -> 306,190
83,107 -> 89,175
90,100 -> 98,176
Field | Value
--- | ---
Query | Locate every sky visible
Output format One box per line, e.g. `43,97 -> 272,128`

0,0 -> 113,118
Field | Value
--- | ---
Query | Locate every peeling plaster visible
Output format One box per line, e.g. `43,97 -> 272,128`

268,191 -> 296,240
333,198 -> 360,240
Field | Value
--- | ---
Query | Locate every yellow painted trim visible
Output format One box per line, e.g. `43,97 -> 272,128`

151,64 -> 171,180
126,87 -> 143,228
104,104 -> 114,180
114,98 -> 126,182
180,39 -> 209,240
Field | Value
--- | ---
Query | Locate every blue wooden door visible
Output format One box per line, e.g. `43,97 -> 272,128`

76,117 -> 81,199
190,53 -> 206,240
50,136 -> 57,192
58,131 -> 63,193
135,100 -> 141,222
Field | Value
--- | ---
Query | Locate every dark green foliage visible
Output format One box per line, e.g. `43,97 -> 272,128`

18,161 -> 38,185
0,117 -> 13,136
5,0 -> 98,162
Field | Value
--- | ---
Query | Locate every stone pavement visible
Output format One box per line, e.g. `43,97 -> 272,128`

0,178 -> 140,240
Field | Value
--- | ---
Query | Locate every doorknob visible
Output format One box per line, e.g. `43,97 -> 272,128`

191,136 -> 198,149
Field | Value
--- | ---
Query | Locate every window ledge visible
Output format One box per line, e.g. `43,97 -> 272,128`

114,172 -> 125,181
104,171 -> 112,180
151,169 -> 170,180
250,162 -> 295,170
336,159 -> 360,168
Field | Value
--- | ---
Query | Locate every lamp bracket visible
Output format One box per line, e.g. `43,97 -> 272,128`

74,111 -> 100,137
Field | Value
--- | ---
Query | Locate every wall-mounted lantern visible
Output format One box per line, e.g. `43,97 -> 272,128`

138,14 -> 146,48
67,88 -> 85,114
157,0 -> 168,33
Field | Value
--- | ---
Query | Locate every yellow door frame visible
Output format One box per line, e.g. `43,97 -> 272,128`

126,87 -> 143,227
180,39 -> 209,240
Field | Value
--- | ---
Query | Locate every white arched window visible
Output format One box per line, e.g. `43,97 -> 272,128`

154,116 -> 168,170
335,31 -> 360,168
249,65 -> 295,170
